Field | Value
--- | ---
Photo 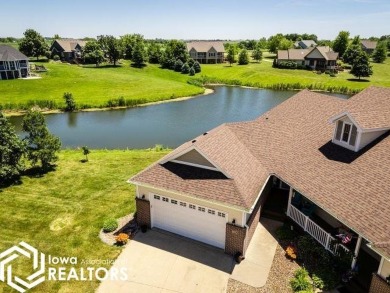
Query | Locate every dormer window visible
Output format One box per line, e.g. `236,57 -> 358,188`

335,120 -> 357,147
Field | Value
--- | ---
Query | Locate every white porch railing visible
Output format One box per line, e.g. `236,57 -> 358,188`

287,204 -> 350,255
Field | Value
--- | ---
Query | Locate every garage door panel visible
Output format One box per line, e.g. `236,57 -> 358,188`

151,195 -> 226,249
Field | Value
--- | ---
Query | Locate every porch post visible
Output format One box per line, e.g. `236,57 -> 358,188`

351,235 -> 362,269
377,257 -> 384,274
287,186 -> 293,216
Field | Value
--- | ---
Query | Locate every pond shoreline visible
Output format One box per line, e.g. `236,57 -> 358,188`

3,88 -> 214,117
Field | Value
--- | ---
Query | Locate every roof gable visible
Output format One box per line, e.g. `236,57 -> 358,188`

0,45 -> 28,61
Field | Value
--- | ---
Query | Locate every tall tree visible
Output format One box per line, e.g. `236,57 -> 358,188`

19,29 -> 49,60
83,40 -> 105,67
333,31 -> 350,57
131,42 -> 146,67
98,35 -> 122,66
267,34 -> 293,53
258,37 -> 268,49
226,46 -> 236,66
350,51 -> 373,80
121,34 -> 144,60
0,112 -> 25,182
22,111 -> 61,170
343,44 -> 363,64
164,40 -> 189,63
251,45 -> 263,63
147,43 -> 162,64
372,41 -> 387,63
238,49 -> 249,65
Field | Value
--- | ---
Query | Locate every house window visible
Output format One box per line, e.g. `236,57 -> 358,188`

335,120 -> 357,146
208,209 -> 215,215
162,197 -> 169,202
189,204 -> 196,209
180,202 -> 186,207
218,212 -> 226,218
198,207 -> 205,212
154,195 -> 160,200
209,52 -> 215,57
171,200 -> 178,205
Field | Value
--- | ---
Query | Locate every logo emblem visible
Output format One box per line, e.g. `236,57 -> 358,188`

0,242 -> 45,292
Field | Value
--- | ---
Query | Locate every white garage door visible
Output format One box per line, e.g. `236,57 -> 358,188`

151,194 -> 227,249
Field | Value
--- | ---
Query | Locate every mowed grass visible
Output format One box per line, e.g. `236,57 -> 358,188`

0,149 -> 169,293
198,55 -> 390,91
0,61 -> 204,109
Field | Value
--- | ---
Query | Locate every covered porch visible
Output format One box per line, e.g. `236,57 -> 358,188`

286,187 -> 359,258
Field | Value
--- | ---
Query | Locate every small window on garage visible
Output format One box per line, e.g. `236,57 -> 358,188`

198,207 -> 205,212
189,204 -> 196,209
154,195 -> 160,200
171,200 -> 178,204
218,212 -> 226,218
208,209 -> 215,215
180,202 -> 186,207
162,197 -> 169,202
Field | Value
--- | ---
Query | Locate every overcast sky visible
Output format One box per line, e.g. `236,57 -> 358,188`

1,0 -> 389,40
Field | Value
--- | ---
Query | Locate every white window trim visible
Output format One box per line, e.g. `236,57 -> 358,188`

332,120 -> 360,151
341,122 -> 353,144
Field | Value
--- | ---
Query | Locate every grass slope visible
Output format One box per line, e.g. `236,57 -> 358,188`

0,61 -> 204,110
197,57 -> 390,92
0,149 -> 169,293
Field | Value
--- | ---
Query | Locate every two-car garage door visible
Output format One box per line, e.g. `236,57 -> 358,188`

151,194 -> 227,249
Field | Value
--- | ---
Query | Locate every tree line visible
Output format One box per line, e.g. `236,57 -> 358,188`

0,111 -> 61,185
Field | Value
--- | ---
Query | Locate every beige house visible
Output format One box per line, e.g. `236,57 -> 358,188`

361,40 -> 378,55
277,46 -> 338,70
130,86 -> 390,292
187,41 -> 225,64
50,39 -> 86,62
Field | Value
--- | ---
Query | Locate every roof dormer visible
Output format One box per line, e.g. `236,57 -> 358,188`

330,112 -> 389,152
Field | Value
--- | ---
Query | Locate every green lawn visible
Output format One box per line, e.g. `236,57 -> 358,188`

0,149 -> 169,293
197,57 -> 390,93
0,61 -> 204,111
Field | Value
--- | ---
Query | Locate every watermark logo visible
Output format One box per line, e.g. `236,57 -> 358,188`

0,241 -> 128,292
0,241 -> 45,293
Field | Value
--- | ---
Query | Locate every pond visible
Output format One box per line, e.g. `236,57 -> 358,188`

9,87 -> 348,149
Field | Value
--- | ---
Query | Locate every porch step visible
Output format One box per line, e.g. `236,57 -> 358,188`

261,209 -> 286,222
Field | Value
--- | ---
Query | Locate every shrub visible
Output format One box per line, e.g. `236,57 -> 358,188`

189,67 -> 195,76
311,274 -> 324,289
63,92 -> 76,112
193,61 -> 201,73
181,62 -> 190,74
188,58 -> 195,68
174,59 -> 183,72
290,268 -> 313,292
115,233 -> 129,245
275,224 -> 298,240
102,218 -> 118,232
286,245 -> 297,260
53,55 -> 60,61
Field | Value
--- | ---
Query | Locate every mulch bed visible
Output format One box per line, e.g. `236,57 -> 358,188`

227,243 -> 300,293
99,214 -> 138,246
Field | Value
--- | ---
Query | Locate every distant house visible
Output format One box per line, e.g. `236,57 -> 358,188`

294,40 -> 317,49
0,45 -> 29,80
277,46 -> 338,70
187,41 -> 225,64
50,39 -> 86,62
361,40 -> 377,55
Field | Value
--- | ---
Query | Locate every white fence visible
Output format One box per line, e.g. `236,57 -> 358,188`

287,204 -> 349,255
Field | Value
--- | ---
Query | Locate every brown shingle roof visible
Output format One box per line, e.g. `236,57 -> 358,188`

187,41 -> 225,53
0,45 -> 28,61
277,46 -> 338,61
338,86 -> 390,129
53,39 -> 86,52
131,87 -> 390,247
277,49 -> 310,60
371,242 -> 390,259
361,40 -> 377,50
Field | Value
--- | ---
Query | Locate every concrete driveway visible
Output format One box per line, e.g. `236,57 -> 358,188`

97,229 -> 234,293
